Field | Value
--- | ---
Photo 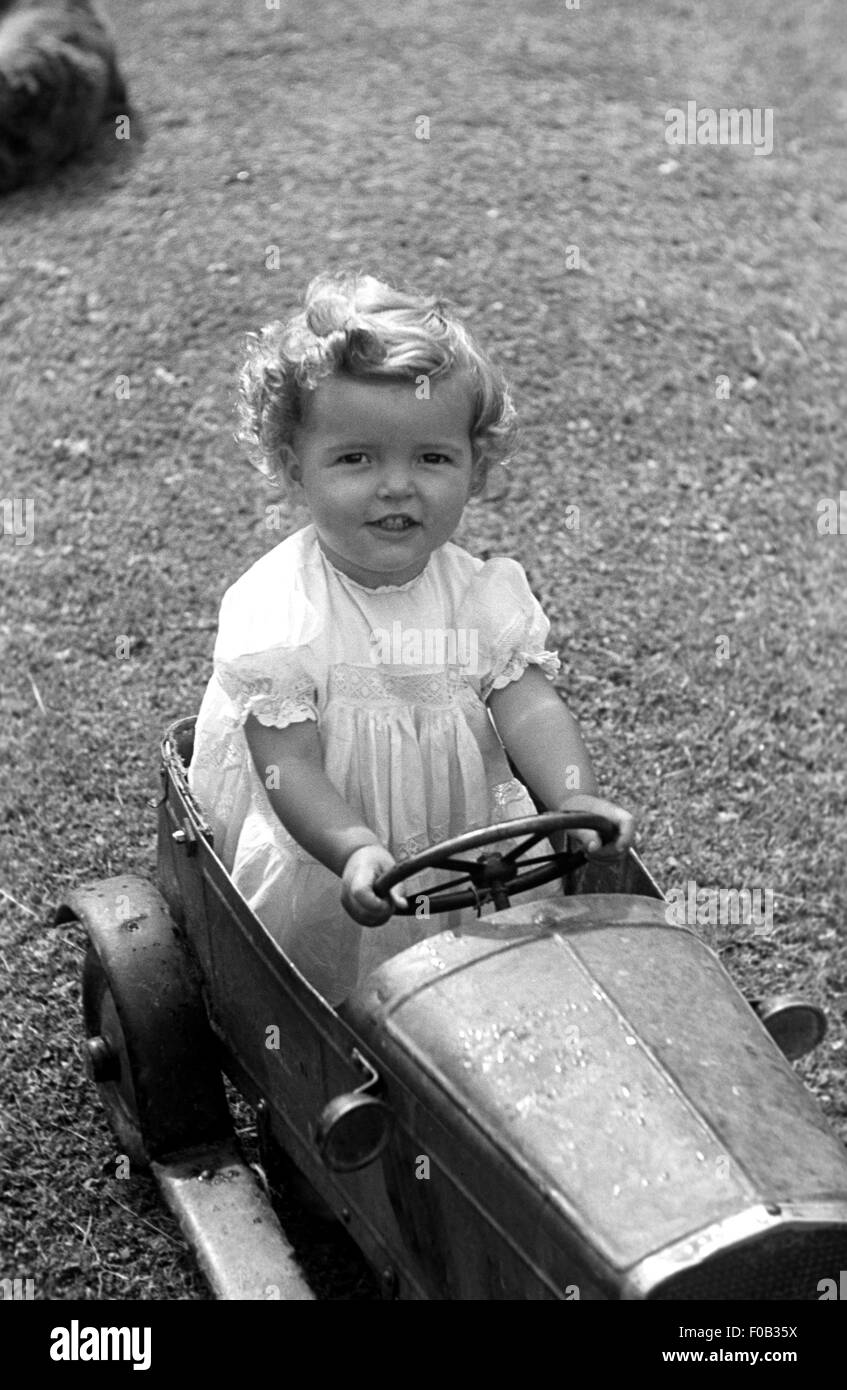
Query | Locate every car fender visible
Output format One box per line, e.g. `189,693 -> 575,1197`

56,874 -> 231,1159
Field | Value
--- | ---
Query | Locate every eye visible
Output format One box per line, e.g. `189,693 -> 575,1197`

336,452 -> 369,465
421,452 -> 452,465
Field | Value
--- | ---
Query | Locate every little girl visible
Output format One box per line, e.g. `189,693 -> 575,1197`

189,272 -> 635,1004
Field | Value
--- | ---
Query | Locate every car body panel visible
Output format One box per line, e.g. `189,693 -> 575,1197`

346,895 -> 847,1290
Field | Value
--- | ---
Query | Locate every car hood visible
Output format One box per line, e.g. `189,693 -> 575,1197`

347,894 -> 847,1275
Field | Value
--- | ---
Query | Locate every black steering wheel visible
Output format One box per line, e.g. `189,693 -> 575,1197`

373,811 -> 617,916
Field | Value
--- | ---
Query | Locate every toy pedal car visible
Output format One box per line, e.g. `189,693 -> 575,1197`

56,717 -> 847,1300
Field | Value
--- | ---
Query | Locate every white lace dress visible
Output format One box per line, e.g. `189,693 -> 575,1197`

189,524 -> 561,1004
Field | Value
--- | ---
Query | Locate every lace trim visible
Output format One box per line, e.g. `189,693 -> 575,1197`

322,550 -> 432,594
485,648 -> 561,696
491,777 -> 531,809
329,663 -> 470,706
219,669 -> 318,727
394,830 -> 448,863
193,738 -> 243,773
251,701 -> 316,728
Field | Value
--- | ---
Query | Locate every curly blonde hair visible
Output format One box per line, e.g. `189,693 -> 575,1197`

237,271 -> 517,484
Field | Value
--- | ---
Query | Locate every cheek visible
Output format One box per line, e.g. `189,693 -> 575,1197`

451,465 -> 477,504
313,479 -> 364,522
434,481 -> 474,527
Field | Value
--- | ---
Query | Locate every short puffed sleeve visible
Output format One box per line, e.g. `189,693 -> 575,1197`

462,557 -> 561,700
211,535 -> 323,729
214,645 -> 318,728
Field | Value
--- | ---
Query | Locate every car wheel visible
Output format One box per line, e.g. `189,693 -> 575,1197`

82,944 -> 150,1169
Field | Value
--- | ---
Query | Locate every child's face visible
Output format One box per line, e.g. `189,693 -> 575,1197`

284,374 -> 478,587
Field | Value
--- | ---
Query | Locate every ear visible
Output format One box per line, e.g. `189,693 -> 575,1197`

280,445 -> 304,491
469,457 -> 488,498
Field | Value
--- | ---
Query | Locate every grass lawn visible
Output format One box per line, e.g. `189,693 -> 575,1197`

1,0 -> 845,1300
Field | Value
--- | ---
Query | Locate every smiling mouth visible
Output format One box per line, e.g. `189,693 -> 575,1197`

369,515 -> 420,532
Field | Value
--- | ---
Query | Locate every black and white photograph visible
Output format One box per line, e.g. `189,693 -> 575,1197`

1,0 -> 846,1351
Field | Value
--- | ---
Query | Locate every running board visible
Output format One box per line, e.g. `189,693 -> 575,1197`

153,1140 -> 315,1300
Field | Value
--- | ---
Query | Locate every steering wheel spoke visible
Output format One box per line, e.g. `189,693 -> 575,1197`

510,852 -> 566,871
435,855 -> 485,875
374,811 -> 618,917
501,829 -> 550,863
418,870 -> 477,894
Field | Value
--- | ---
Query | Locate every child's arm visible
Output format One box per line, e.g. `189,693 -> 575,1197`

487,666 -> 635,858
244,715 -> 405,924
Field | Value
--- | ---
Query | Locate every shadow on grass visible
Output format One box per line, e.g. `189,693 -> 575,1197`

0,108 -> 146,217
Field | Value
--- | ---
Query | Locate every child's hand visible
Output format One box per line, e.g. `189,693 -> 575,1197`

558,793 -> 636,861
342,844 -> 408,926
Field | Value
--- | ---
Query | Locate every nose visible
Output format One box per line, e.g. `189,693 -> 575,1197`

376,458 -> 414,497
